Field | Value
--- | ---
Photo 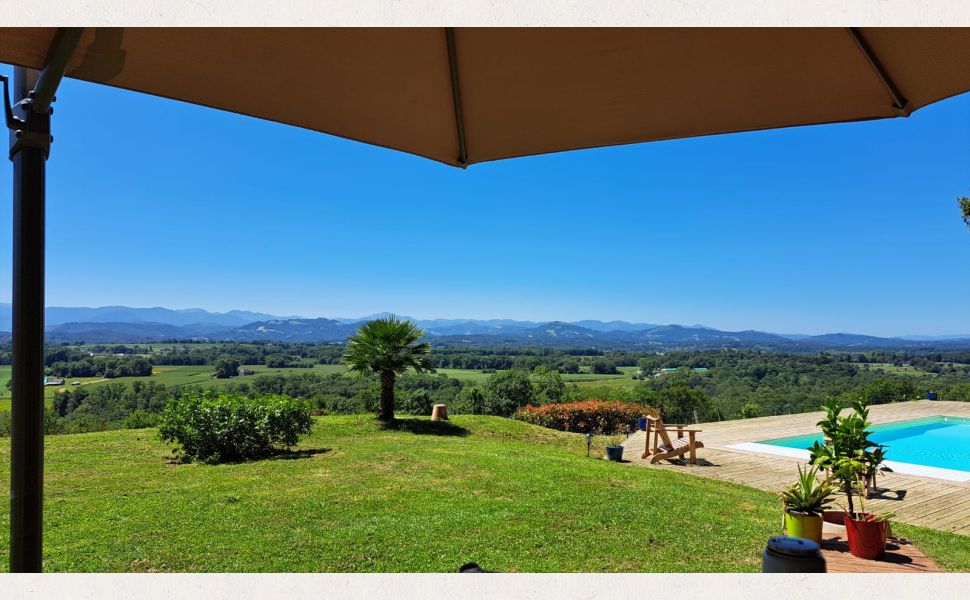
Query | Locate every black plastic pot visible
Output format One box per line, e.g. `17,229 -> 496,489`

605,445 -> 624,461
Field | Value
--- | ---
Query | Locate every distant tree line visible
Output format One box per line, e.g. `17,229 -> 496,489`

2,343 -> 970,437
46,348 -> 153,379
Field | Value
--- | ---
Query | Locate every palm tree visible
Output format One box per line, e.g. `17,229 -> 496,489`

343,316 -> 434,421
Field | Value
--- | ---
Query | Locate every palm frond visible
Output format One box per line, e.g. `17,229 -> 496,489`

342,315 -> 433,376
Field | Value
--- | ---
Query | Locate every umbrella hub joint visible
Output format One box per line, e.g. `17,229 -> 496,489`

892,101 -> 913,118
1,75 -> 53,161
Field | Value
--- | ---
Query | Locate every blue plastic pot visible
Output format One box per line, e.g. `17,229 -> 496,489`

637,416 -> 647,431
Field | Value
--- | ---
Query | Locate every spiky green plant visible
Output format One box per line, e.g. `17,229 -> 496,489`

343,316 -> 434,422
781,464 -> 836,517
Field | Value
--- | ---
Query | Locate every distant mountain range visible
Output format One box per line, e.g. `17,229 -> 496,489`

1,303 -> 968,349
0,304 -> 299,328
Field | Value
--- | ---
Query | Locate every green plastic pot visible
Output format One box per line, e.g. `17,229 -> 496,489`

784,511 -> 824,544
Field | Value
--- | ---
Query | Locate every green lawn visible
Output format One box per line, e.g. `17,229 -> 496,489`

0,414 -> 967,572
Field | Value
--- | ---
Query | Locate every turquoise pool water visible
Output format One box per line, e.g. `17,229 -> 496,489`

758,416 -> 970,472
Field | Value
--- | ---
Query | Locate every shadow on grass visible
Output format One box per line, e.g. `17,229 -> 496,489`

379,418 -> 470,437
165,447 -> 332,465
267,447 -> 332,461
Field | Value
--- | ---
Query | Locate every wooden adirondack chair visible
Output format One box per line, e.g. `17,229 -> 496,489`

641,407 -> 704,465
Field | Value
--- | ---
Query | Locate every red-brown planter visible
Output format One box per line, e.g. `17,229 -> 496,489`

844,512 -> 888,560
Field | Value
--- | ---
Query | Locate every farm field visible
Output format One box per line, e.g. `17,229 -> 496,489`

111,363 -> 348,389
436,366 -> 638,387
2,414 -> 968,572
853,362 -> 930,375
0,364 -> 349,412
0,363 -> 643,413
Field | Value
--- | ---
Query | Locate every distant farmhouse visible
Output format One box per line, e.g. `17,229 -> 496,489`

654,367 -> 710,377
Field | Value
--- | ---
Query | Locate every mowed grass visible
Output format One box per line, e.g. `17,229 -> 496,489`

0,414 -> 968,572
0,416 -> 780,572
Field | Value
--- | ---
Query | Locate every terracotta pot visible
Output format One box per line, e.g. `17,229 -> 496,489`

844,512 -> 888,560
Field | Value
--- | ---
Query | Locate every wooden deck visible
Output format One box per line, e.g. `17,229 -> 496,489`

821,530 -> 941,573
621,400 -> 970,536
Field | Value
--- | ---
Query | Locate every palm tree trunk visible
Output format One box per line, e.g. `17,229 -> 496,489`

378,370 -> 395,422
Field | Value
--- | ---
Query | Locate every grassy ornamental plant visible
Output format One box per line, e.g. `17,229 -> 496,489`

605,434 -> 626,448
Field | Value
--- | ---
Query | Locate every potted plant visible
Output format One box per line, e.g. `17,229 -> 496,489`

834,452 -> 894,559
810,397 -> 892,559
780,464 -> 835,544
605,434 -> 625,461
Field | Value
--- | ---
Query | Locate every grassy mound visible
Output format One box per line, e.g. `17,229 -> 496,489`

0,414 -> 967,572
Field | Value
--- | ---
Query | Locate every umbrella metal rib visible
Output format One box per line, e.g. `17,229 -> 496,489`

847,27 -> 912,116
445,27 -> 468,167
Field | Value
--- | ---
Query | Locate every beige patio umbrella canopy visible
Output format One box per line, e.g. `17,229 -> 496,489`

3,27 -> 970,167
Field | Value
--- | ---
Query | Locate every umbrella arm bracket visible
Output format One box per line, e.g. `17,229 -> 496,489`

1,76 -> 52,160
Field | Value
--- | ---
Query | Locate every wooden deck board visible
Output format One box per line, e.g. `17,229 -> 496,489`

817,522 -> 941,573
622,401 -> 970,536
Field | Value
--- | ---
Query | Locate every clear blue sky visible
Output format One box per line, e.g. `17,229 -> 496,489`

0,64 -> 968,337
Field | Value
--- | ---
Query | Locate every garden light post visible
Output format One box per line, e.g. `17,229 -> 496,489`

4,27 -> 83,573
586,432 -> 592,457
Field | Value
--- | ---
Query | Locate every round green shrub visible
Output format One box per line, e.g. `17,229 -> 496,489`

158,391 -> 313,463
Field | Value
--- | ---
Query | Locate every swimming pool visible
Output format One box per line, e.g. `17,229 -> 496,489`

736,416 -> 970,482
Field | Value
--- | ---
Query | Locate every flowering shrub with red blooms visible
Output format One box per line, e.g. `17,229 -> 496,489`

514,400 -> 646,434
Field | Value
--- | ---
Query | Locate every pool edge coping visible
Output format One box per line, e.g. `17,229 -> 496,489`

725,441 -> 970,483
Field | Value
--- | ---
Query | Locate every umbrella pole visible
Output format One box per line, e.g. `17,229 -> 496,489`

4,28 -> 82,573
8,66 -> 46,573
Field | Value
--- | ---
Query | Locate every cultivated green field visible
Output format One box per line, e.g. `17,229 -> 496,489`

0,364 -> 349,412
0,363 -> 644,413
853,362 -> 929,375
0,415 -> 966,572
436,366 -> 639,389
104,363 -> 348,389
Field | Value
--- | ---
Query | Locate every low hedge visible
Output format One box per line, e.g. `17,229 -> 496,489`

159,390 -> 313,463
515,400 -> 646,434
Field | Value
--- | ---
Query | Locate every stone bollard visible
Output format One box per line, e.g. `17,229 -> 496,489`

431,404 -> 449,421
